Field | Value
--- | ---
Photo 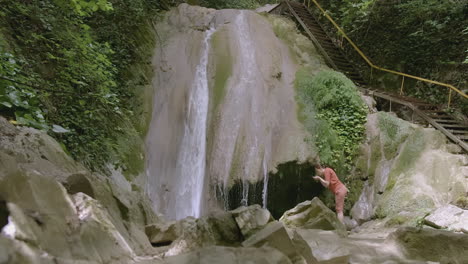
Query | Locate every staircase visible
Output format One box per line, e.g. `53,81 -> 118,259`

270,1 -> 468,153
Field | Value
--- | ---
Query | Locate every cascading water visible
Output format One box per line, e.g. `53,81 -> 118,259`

262,158 -> 269,208
226,11 -> 259,207
168,27 -> 216,220
150,7 -> 313,217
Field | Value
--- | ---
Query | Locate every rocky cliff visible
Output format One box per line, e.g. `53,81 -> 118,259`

146,4 -> 328,219
351,112 -> 468,226
0,116 -> 162,263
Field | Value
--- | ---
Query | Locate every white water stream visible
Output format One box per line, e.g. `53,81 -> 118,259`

262,157 -> 269,208
231,11 -> 259,207
169,28 -> 216,220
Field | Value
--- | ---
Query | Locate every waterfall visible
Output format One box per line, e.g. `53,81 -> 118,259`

170,27 -> 216,220
241,182 -> 249,206
262,158 -> 269,208
231,11 -> 258,207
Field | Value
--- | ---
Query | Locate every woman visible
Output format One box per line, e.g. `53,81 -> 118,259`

313,164 -> 348,223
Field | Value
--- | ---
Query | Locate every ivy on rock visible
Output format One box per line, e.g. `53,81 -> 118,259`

295,69 -> 368,175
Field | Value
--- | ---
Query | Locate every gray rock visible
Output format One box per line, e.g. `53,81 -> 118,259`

163,245 -> 292,264
0,236 -> 16,264
424,204 -> 468,233
0,117 -> 160,262
279,198 -> 347,237
145,221 -> 178,246
361,95 -> 377,113
387,227 -> 468,264
62,172 -> 95,198
231,204 -> 274,239
242,221 -> 306,264
343,216 -> 358,231
0,116 -> 87,184
72,192 -> 136,263
350,181 -> 374,223
292,229 -> 350,264
0,234 -> 59,264
163,211 -> 242,257
0,170 -> 80,259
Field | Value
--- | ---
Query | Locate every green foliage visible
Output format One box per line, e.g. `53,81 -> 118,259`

0,0 -> 163,172
55,0 -> 114,16
193,0 -> 278,9
0,51 -> 48,130
296,69 -> 367,175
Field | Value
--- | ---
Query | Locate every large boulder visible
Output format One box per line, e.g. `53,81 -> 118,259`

351,112 -> 468,225
292,229 -> 349,264
242,221 -> 307,264
279,198 -> 346,237
163,211 -> 242,257
0,170 -> 82,260
423,204 -> 468,233
145,220 -> 178,247
0,116 -> 87,185
231,204 -> 274,239
387,227 -> 468,264
163,245 -> 292,264
72,192 -> 136,262
0,171 -> 138,263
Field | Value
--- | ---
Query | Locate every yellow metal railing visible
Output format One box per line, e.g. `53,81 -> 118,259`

302,0 -> 467,107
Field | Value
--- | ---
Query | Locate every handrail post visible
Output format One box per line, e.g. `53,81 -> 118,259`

369,67 -> 373,84
399,76 -> 405,95
448,88 -> 452,108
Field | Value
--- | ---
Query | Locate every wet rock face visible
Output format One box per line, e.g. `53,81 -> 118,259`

147,3 -> 320,219
387,227 -> 468,264
351,112 -> 468,225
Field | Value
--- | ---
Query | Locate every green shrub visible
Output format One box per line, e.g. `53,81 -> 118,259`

192,0 -> 278,9
0,50 -> 49,130
296,69 -> 367,175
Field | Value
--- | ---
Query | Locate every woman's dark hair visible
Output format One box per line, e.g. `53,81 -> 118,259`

314,164 -> 323,170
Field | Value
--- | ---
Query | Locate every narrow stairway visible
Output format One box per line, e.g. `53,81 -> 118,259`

270,1 -> 468,152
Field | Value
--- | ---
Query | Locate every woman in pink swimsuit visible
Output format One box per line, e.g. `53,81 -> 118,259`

313,164 -> 348,223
